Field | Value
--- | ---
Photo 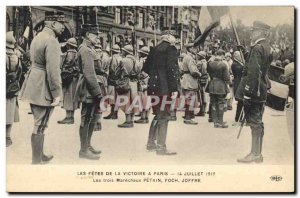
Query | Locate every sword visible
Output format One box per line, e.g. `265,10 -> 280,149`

237,106 -> 247,139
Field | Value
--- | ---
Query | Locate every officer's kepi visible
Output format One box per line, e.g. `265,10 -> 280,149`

250,20 -> 270,31
45,11 -> 67,23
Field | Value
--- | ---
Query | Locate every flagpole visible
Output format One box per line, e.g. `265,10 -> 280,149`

228,8 -> 245,64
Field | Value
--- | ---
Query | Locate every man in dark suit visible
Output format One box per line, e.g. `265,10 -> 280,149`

143,29 -> 179,155
236,21 -> 272,163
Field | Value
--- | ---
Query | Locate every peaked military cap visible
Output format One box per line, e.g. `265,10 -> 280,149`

45,11 -> 67,23
162,27 -> 178,37
251,20 -> 271,31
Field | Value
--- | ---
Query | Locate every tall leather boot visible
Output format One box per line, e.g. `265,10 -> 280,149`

40,133 -> 53,163
31,133 -> 44,164
88,121 -> 102,155
237,127 -> 263,163
118,113 -> 134,128
212,106 -> 218,127
79,125 -> 100,160
147,117 -> 158,151
156,119 -> 176,155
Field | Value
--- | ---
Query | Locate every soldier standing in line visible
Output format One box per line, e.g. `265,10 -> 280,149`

74,24 -> 103,160
93,40 -> 109,131
207,49 -> 231,128
57,38 -> 79,124
236,21 -> 272,163
181,43 -> 201,125
117,45 -> 139,128
143,30 -> 179,155
231,51 -> 244,126
195,51 -> 208,117
20,11 -> 65,164
104,44 -> 122,120
6,31 -> 22,147
134,46 -> 150,124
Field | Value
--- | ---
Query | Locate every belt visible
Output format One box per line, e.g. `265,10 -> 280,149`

32,63 -> 46,71
183,71 -> 190,74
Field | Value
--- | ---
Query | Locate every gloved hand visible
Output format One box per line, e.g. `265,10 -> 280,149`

243,95 -> 251,107
50,96 -> 61,106
171,91 -> 178,100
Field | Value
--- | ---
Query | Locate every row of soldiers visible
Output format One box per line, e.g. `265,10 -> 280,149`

6,10 -> 274,164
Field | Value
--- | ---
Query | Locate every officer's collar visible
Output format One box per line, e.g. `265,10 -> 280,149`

43,27 -> 56,38
251,38 -> 266,46
82,39 -> 93,48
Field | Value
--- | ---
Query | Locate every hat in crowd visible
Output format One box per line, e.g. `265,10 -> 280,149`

213,43 -> 219,48
45,11 -> 67,23
250,20 -> 270,31
161,27 -> 178,38
122,45 -> 134,55
66,38 -> 77,48
81,24 -> 101,35
6,31 -> 16,48
197,51 -> 206,58
233,51 -> 243,63
225,52 -> 232,58
138,46 -> 150,55
111,44 -> 121,53
216,49 -> 225,56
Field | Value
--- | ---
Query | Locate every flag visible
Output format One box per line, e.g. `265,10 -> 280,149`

194,6 -> 229,47
266,65 -> 289,111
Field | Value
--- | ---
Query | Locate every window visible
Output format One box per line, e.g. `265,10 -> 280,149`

115,8 -> 121,24
138,12 -> 144,28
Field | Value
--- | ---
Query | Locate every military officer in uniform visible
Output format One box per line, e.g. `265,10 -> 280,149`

117,45 -> 139,128
181,43 -> 201,125
104,44 -> 121,120
207,49 -> 231,128
74,24 -> 103,160
143,29 -> 179,155
57,37 -> 79,124
195,51 -> 208,117
236,21 -> 272,163
20,11 -> 65,164
135,46 -> 150,124
6,31 -> 22,147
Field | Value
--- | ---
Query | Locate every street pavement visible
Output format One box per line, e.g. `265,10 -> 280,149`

7,100 -> 294,165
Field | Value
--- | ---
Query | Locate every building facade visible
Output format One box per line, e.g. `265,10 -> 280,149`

6,6 -> 201,51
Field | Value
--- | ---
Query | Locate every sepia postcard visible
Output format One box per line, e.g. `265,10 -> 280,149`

5,5 -> 295,193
